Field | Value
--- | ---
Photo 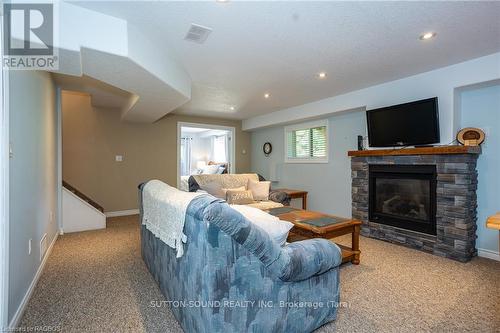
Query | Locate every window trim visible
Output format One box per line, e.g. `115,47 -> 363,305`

284,119 -> 329,164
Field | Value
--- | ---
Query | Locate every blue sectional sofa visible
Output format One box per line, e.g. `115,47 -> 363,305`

139,182 -> 342,333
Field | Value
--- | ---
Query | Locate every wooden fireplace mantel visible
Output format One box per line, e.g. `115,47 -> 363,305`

348,145 -> 481,157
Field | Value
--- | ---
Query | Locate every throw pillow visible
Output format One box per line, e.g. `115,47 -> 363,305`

231,205 -> 294,246
247,180 -> 271,201
226,190 -> 255,205
221,186 -> 246,198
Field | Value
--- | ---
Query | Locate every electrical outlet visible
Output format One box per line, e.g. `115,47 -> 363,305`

28,239 -> 32,255
115,155 -> 123,162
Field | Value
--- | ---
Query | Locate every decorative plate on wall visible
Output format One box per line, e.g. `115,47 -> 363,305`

457,127 -> 485,146
263,142 -> 272,156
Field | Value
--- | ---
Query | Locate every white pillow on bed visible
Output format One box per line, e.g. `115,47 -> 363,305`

231,205 -> 293,246
202,164 -> 220,174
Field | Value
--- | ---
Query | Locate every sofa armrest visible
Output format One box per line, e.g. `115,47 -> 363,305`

203,201 -> 341,282
188,176 -> 200,192
269,190 -> 291,206
271,239 -> 343,282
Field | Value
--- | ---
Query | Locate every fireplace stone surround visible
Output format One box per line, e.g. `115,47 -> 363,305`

349,146 -> 481,262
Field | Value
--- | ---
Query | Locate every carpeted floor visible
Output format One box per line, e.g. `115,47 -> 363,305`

20,215 -> 500,333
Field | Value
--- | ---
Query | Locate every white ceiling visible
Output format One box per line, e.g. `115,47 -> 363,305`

48,2 -> 192,123
74,1 -> 500,120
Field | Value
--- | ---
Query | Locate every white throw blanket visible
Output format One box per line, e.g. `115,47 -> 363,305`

142,180 -> 203,258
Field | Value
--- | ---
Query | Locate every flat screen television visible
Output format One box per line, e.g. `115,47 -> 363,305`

366,97 -> 440,147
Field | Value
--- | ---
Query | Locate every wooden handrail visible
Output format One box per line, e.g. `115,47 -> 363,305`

62,180 -> 104,213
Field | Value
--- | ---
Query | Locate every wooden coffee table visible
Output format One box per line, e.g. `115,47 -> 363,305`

266,207 -> 361,265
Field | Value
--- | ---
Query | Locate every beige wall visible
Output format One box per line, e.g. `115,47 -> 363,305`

62,91 -> 251,212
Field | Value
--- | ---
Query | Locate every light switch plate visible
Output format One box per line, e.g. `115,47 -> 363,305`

115,155 -> 123,162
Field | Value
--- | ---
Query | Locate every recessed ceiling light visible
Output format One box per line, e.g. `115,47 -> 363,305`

317,72 -> 327,79
264,93 -> 270,99
216,0 -> 229,3
419,32 -> 436,40
229,106 -> 235,111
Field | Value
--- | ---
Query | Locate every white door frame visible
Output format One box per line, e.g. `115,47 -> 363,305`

56,88 -> 63,235
177,122 -> 236,189
0,11 -> 10,329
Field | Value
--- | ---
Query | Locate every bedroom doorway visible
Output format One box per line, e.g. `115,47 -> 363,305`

177,122 -> 235,191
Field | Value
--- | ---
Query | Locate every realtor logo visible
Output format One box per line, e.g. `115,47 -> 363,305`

3,3 -> 58,69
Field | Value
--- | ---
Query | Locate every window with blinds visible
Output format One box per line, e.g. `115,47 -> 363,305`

285,120 -> 329,163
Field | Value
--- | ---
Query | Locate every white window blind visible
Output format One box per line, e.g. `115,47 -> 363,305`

285,120 -> 328,163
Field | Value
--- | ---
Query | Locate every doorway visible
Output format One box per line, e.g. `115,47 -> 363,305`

177,122 -> 235,191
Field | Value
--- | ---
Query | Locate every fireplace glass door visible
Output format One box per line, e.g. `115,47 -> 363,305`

369,165 -> 437,235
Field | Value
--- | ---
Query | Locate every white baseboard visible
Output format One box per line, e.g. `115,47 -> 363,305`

104,209 -> 139,218
8,232 -> 58,329
477,248 -> 500,261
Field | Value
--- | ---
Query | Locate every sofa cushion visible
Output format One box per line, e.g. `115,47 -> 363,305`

231,204 -> 293,246
247,180 -> 270,201
199,181 -> 225,198
221,185 -> 246,198
226,189 -> 255,205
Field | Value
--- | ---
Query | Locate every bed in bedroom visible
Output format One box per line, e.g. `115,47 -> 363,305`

179,161 -> 229,191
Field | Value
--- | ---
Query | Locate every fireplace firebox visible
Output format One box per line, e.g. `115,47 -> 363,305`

369,165 -> 437,235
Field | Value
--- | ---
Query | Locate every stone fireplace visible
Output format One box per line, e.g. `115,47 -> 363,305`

349,146 -> 480,262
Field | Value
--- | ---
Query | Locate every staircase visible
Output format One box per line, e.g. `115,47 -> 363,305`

62,181 -> 106,233
62,181 -> 104,212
